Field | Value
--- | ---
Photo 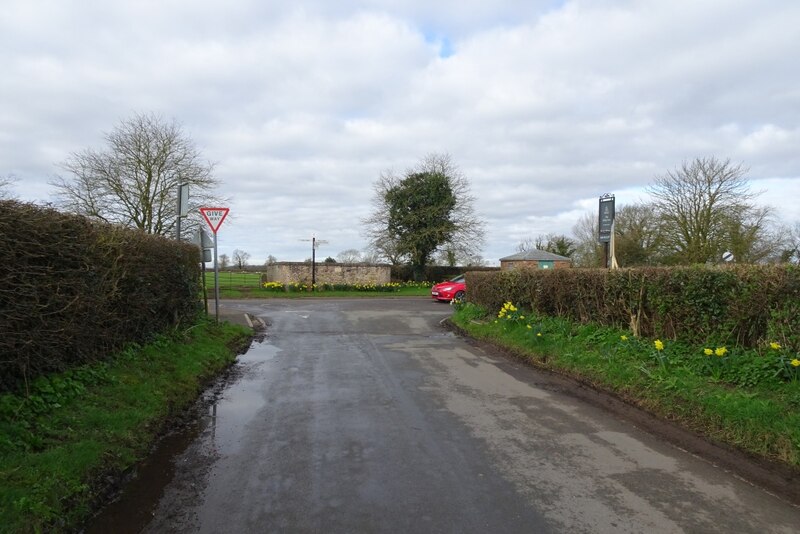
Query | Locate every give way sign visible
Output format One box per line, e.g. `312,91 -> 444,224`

199,207 -> 230,234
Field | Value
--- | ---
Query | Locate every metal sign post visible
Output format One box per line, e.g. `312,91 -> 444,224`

176,183 -> 189,240
199,207 -> 230,323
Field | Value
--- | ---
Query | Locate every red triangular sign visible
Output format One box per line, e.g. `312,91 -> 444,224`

199,207 -> 229,234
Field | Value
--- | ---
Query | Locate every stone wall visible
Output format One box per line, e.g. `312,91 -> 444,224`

265,262 -> 391,285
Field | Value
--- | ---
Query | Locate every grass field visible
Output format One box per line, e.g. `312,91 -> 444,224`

203,271 -> 263,289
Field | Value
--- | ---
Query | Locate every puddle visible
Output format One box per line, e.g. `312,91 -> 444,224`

84,338 -> 280,533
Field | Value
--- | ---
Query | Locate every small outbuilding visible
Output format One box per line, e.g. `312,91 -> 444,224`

499,250 -> 572,271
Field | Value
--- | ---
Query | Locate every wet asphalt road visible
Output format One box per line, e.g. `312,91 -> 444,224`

99,298 -> 800,533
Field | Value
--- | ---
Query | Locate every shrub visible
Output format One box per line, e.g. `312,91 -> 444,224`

466,265 -> 800,351
0,200 -> 201,392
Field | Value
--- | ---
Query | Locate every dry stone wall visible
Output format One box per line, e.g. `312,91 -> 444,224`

265,262 -> 391,285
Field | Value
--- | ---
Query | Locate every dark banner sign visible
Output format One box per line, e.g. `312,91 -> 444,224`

598,195 -> 615,243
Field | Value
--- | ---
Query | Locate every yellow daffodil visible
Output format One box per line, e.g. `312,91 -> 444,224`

770,342 -> 781,350
715,347 -> 727,357
537,333 -> 542,337
526,325 -> 532,329
620,335 -> 628,341
654,339 -> 664,351
791,359 -> 800,367
703,348 -> 713,356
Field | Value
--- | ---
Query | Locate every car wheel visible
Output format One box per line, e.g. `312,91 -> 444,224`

453,290 -> 465,303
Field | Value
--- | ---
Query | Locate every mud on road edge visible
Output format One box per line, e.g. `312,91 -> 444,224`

441,318 -> 800,508
82,321 -> 268,532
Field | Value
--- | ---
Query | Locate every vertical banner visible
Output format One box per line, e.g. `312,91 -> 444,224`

598,194 -> 615,269
598,195 -> 615,243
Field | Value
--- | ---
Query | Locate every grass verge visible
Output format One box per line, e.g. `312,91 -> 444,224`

451,302 -> 800,470
0,320 -> 252,533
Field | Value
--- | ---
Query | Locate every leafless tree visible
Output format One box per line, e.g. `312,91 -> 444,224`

360,249 -> 383,264
647,157 -> 769,264
336,249 -> 362,263
613,203 -> 664,266
517,234 -> 576,257
264,254 -> 278,266
780,222 -> 800,264
219,254 -> 230,269
232,249 -> 250,269
0,174 -> 17,199
571,211 -> 603,267
52,112 -> 221,237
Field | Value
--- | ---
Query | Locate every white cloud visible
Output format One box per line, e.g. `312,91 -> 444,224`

2,0 -> 800,264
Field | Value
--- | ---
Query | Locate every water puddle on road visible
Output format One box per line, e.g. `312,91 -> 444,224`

84,338 -> 280,533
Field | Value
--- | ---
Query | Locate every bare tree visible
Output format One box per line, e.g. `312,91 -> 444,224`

360,249 -> 383,264
647,157 -> 769,264
780,222 -> 800,264
517,234 -> 576,257
571,211 -> 603,267
336,249 -> 362,263
721,205 -> 781,263
52,112 -> 220,237
218,254 -> 230,269
264,254 -> 278,266
613,203 -> 663,266
362,171 -> 409,265
0,174 -> 17,199
232,249 -> 250,269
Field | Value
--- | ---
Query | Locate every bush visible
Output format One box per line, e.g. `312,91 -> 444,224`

466,265 -> 800,350
391,264 -> 498,283
0,200 -> 202,392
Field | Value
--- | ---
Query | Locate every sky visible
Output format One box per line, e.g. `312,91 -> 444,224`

3,0 -> 800,265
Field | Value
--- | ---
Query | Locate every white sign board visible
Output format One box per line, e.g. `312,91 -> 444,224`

199,207 -> 229,234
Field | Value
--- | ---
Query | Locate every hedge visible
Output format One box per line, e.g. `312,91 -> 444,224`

466,265 -> 800,350
391,265 -> 498,283
0,200 -> 202,392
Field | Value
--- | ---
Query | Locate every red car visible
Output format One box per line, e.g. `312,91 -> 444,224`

431,275 -> 466,302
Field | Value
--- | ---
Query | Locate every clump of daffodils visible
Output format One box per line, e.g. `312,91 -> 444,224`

497,301 -> 518,319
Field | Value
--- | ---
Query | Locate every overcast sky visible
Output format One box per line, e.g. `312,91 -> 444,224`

3,0 -> 800,265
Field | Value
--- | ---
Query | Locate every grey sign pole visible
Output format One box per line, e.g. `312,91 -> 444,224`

200,207 -> 229,323
176,183 -> 189,240
213,232 -> 220,323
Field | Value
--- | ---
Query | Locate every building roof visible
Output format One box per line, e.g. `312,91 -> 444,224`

499,249 -> 572,262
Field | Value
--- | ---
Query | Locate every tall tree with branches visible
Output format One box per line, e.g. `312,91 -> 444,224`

52,112 -> 219,237
363,154 -> 485,279
647,157 -> 768,264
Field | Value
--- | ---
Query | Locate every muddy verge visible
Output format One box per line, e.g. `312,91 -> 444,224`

442,318 -> 800,507
81,322 -> 268,533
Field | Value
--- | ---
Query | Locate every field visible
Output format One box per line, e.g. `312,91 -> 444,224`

203,271 -> 263,289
